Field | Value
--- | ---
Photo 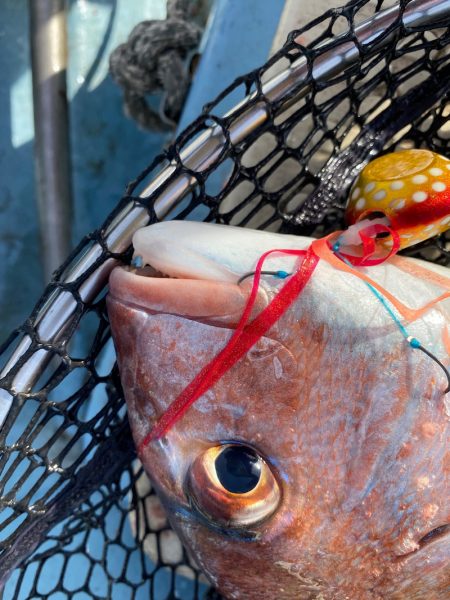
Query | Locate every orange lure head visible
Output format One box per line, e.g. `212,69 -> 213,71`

346,149 -> 450,250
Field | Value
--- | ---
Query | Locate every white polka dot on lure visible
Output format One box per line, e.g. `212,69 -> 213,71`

390,180 -> 404,190
355,197 -> 366,210
424,224 -> 435,232
440,216 -> 450,225
446,164 -> 450,170
412,174 -> 428,184
432,181 -> 446,192
373,190 -> 386,201
429,167 -> 443,176
365,182 -> 376,193
351,187 -> 361,200
390,198 -> 405,211
401,233 -> 414,239
412,191 -> 428,202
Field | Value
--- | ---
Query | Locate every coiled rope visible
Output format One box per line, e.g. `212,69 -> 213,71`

109,0 -> 203,131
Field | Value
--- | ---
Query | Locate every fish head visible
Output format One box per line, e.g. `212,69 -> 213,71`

107,221 -> 450,599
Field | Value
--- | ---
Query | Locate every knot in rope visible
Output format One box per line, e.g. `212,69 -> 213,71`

109,0 -> 202,131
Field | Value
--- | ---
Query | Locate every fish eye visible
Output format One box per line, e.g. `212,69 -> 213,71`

215,445 -> 261,493
187,443 -> 281,528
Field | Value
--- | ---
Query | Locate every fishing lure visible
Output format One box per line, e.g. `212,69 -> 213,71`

346,148 -> 450,248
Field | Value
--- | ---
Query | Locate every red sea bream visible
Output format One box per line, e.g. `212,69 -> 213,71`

107,221 -> 449,599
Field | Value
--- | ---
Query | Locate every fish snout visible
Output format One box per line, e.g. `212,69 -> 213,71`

108,265 -> 269,326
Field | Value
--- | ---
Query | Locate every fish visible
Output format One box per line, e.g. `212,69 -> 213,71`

107,220 -> 450,600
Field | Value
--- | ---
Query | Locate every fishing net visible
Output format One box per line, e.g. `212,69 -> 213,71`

1,0 -> 450,598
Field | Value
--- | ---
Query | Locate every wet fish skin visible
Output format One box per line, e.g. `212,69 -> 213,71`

107,222 -> 450,599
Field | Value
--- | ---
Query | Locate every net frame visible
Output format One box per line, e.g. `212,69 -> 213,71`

1,0 -> 450,598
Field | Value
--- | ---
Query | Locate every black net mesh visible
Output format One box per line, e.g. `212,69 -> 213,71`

1,1 -> 450,598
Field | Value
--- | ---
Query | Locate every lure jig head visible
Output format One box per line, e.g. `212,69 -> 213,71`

346,149 -> 450,249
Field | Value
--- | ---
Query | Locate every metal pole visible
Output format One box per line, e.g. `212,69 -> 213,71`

29,0 -> 72,282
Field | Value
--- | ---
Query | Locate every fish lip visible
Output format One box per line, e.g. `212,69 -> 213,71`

108,265 -> 269,325
131,221 -> 312,283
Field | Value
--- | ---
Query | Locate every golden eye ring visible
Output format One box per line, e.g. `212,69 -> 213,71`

187,443 -> 281,529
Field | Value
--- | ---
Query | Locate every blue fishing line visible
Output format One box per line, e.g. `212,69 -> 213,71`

332,240 -> 416,344
237,241 -> 449,392
332,240 -> 450,392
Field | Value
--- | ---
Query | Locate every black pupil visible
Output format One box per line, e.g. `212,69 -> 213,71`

215,446 -> 261,494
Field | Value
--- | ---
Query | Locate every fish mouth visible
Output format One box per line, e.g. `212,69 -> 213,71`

108,266 -> 262,325
108,221 -> 311,324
